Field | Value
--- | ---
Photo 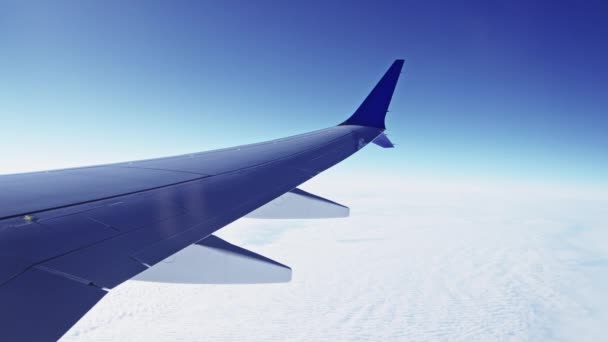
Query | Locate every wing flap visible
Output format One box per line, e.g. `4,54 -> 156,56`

246,187 -> 349,219
134,235 -> 291,284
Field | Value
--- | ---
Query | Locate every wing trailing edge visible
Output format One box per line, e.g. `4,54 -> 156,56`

133,235 -> 291,284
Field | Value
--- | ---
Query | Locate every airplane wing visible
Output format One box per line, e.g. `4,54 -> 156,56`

0,59 -> 404,341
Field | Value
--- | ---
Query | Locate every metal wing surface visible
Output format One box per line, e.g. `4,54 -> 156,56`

0,60 -> 404,341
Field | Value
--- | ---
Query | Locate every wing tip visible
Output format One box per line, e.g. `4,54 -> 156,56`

340,59 -> 404,129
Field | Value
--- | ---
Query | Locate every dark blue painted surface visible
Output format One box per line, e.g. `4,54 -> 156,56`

0,60 -> 402,341
0,267 -> 106,342
0,166 -> 204,220
341,60 -> 404,129
0,215 -> 117,286
83,196 -> 188,232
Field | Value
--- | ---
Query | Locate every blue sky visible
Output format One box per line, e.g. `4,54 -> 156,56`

1,1 -> 606,185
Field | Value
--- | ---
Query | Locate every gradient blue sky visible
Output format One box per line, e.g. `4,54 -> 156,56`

1,1 -> 606,185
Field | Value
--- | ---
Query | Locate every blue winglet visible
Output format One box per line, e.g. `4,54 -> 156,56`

340,59 -> 404,129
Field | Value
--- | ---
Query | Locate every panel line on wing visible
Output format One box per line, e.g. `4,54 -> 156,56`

33,265 -> 97,287
0,175 -> 209,221
113,165 -> 209,176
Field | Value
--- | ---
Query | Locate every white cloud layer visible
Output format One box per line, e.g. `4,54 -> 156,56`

60,172 -> 608,341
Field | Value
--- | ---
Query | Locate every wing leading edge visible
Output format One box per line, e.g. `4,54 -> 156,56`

0,60 -> 404,341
